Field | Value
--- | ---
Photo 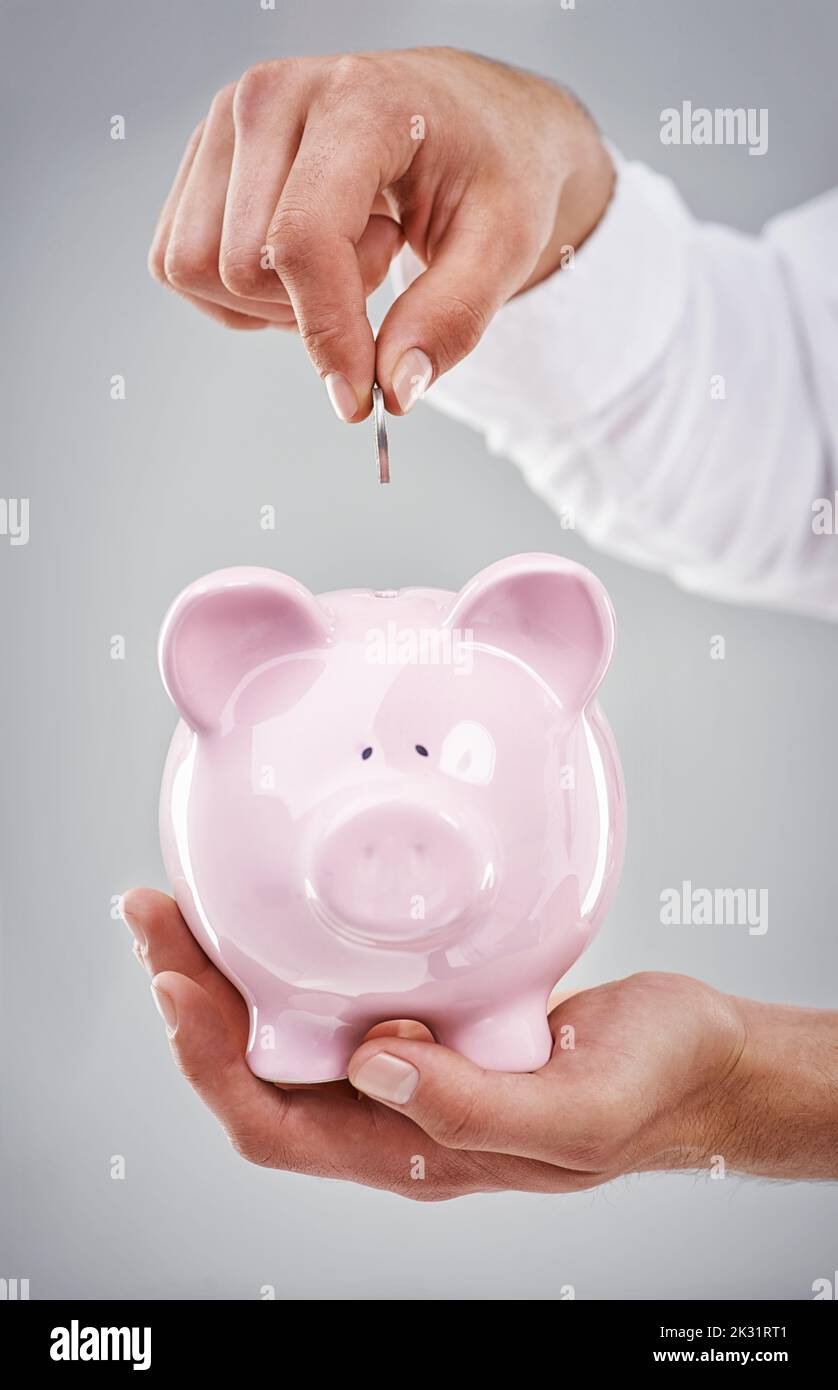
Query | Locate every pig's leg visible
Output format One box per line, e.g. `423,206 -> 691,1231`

436,998 -> 553,1073
245,1004 -> 362,1084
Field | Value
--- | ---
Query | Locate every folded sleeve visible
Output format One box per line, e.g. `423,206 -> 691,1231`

391,153 -> 838,618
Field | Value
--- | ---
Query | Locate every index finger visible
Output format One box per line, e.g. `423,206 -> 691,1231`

266,112 -> 412,422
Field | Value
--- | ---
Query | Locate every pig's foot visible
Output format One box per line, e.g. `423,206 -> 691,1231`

246,1008 -> 360,1084
437,1000 -> 553,1073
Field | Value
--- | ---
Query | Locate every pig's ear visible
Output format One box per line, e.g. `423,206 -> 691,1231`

443,554 -> 615,711
159,567 -> 332,733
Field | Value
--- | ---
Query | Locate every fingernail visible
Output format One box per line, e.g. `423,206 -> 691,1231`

151,980 -> 177,1035
324,371 -> 359,422
119,895 -> 146,949
353,1052 -> 419,1104
392,348 -> 432,413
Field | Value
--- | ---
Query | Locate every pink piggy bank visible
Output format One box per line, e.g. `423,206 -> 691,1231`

158,554 -> 625,1082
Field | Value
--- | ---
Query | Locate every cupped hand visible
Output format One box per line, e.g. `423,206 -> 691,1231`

148,48 -> 614,421
119,888 -> 747,1200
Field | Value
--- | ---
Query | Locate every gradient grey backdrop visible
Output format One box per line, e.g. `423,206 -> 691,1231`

2,0 -> 837,1300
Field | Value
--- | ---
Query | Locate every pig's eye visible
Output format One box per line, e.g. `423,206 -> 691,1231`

415,744 -> 429,757
361,746 -> 373,760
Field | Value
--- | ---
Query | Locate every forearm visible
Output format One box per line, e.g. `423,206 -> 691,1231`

708,997 -> 838,1181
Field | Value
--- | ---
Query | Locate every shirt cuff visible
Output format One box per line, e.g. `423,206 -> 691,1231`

389,149 -> 693,436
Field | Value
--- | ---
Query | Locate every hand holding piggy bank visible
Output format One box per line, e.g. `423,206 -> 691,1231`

158,554 -> 625,1082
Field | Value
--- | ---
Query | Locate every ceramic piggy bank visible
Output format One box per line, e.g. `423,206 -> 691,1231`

158,554 -> 625,1082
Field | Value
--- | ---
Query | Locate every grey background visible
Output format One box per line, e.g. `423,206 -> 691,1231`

2,0 -> 837,1301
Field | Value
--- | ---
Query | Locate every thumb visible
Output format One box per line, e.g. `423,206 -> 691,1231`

375,206 -> 537,415
347,1034 -> 557,1160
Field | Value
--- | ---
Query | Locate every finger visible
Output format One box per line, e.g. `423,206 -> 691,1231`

162,86 -> 297,326
355,214 -> 405,297
266,120 -> 392,421
148,118 -> 204,284
275,1018 -> 433,1091
149,970 -> 293,1162
348,1032 -> 618,1177
347,1035 -> 566,1161
120,888 -> 249,1043
362,1019 -> 436,1044
215,215 -> 400,321
222,61 -> 404,306
147,108 -> 280,329
218,62 -> 306,302
149,971 -> 590,1195
147,970 -> 457,1189
376,196 -> 539,414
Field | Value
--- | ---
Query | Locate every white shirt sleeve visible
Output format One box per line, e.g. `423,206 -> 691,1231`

391,152 -> 838,619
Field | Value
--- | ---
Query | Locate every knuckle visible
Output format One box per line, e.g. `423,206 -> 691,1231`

322,53 -> 375,99
219,244 -> 267,298
163,240 -> 217,291
266,206 -> 319,276
233,60 -> 285,127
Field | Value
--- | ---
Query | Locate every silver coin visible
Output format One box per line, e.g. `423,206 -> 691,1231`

372,382 -> 390,484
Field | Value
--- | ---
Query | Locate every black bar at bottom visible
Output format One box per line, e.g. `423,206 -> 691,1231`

1,1298 -> 835,1373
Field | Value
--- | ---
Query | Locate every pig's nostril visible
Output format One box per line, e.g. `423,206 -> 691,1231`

411,843 -> 427,871
415,744 -> 429,757
361,747 -> 373,761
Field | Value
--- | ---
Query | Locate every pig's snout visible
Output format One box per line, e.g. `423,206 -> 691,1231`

310,801 -> 491,944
